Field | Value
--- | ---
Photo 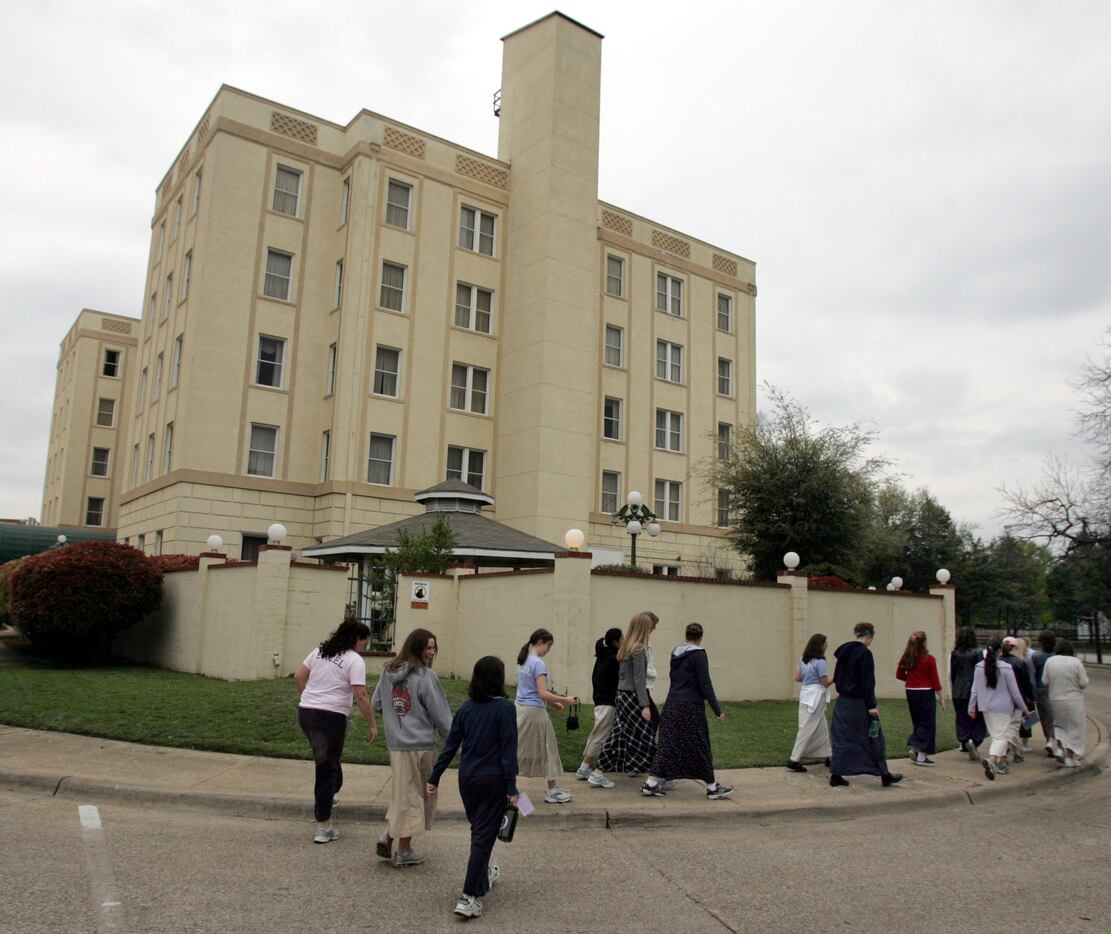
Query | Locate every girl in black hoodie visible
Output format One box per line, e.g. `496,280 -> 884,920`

575,627 -> 622,788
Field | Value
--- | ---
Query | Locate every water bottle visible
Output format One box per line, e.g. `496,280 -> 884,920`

868,715 -> 880,739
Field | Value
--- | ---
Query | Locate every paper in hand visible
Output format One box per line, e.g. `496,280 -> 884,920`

516,791 -> 535,817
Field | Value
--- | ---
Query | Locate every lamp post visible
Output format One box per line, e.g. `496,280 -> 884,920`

612,490 -> 660,567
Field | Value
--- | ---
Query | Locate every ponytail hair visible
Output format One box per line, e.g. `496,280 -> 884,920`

984,637 -> 1002,689
319,619 -> 371,660
517,628 -> 554,666
899,631 -> 928,670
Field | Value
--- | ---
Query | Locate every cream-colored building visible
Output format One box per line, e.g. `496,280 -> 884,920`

50,12 -> 758,571
41,309 -> 138,531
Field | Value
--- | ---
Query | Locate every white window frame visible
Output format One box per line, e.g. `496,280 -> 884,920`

171,197 -> 182,240
379,261 -> 406,311
717,422 -> 732,460
163,275 -> 173,318
656,340 -> 683,383
459,205 -> 496,256
137,368 -> 147,410
603,396 -> 622,441
320,430 -> 331,482
334,259 -> 344,308
191,169 -> 202,217
717,293 -> 733,333
90,447 -> 110,477
604,325 -> 623,367
148,292 -> 157,320
326,343 -> 337,395
656,273 -> 683,316
156,223 -> 165,261
102,349 -> 121,378
180,252 -> 191,301
373,346 -> 400,397
130,443 -> 140,487
385,179 -> 412,229
152,353 -> 164,401
171,335 -> 183,387
367,433 -> 396,485
446,446 -> 485,489
606,254 -> 624,297
154,530 -> 164,555
655,409 -> 683,452
247,423 -> 279,478
163,422 -> 174,472
717,488 -> 731,528
654,479 -> 682,522
85,497 -> 105,527
717,357 -> 733,397
138,533 -> 146,552
145,433 -> 155,482
264,249 -> 293,301
255,336 -> 286,389
454,283 -> 493,333
340,177 -> 350,225
601,470 -> 620,514
450,363 -> 489,415
272,165 -> 302,217
96,398 -> 116,428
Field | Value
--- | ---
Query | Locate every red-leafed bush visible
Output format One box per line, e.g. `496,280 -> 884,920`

150,553 -> 200,572
807,574 -> 855,591
8,541 -> 162,659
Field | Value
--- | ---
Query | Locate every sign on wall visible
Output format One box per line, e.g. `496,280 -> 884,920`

410,580 -> 430,609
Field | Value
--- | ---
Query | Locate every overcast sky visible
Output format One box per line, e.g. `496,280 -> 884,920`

1,0 -> 1108,540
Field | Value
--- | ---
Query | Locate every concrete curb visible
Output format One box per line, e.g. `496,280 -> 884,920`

2,715 -> 1104,829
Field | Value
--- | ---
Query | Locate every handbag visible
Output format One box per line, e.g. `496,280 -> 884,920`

498,804 -> 519,842
1023,710 -> 1039,729
566,699 -> 580,732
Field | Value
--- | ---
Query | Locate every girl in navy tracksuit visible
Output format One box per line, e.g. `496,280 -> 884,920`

427,656 -> 518,920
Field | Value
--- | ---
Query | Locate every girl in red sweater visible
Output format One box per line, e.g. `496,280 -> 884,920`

896,631 -> 945,766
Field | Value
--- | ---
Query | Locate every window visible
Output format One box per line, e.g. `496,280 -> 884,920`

154,530 -> 164,556
446,446 -> 485,489
717,293 -> 732,332
264,249 -> 293,301
171,335 -> 183,387
373,346 -> 400,397
191,169 -> 202,217
163,275 -> 173,318
102,349 -> 121,378
90,447 -> 110,477
455,283 -> 493,333
450,363 -> 489,415
653,564 -> 680,577
655,409 -> 682,452
148,292 -> 157,320
240,534 -> 266,562
256,336 -> 286,388
171,197 -> 182,240
717,422 -> 732,460
603,397 -> 622,440
604,325 -> 623,367
654,479 -> 681,522
459,205 -> 495,255
717,357 -> 733,397
656,340 -> 683,383
717,488 -> 730,528
340,177 -> 350,225
601,471 -> 620,514
656,273 -> 682,316
152,353 -> 164,401
606,255 -> 624,297
326,343 -> 337,395
163,423 -> 174,472
367,433 -> 395,485
86,497 -> 105,526
247,424 -> 278,477
156,223 -> 165,261
137,533 -> 146,552
272,165 -> 302,216
96,398 -> 116,427
130,443 -> 139,487
334,260 -> 344,307
180,252 -> 191,300
379,261 -> 405,311
385,179 -> 411,228
320,430 -> 331,482
145,434 -> 155,482
137,368 -> 147,410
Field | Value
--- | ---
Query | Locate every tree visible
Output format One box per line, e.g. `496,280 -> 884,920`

706,386 -> 889,580
8,541 -> 162,660
382,517 -> 458,577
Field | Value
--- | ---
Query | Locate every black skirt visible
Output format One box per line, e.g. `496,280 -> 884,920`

905,690 -> 937,755
598,690 -> 657,774
650,700 -> 714,783
830,697 -> 888,777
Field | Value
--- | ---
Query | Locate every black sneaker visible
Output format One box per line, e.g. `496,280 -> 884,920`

881,772 -> 904,787
707,784 -> 734,800
829,774 -> 849,787
786,760 -> 807,773
640,781 -> 666,797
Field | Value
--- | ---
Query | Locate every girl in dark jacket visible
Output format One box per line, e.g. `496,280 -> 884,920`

950,627 -> 987,760
641,623 -> 734,800
575,627 -> 622,788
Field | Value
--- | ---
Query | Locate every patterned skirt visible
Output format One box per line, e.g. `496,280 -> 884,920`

597,690 -> 657,774
650,700 -> 714,783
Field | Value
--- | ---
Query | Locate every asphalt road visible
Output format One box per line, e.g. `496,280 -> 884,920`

4,671 -> 1110,933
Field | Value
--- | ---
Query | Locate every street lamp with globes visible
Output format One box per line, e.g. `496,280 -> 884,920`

612,490 -> 660,567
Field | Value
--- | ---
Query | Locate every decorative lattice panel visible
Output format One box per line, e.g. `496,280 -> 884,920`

384,127 -> 427,159
177,149 -> 192,178
651,230 -> 690,257
712,254 -> 738,277
455,154 -> 508,189
601,210 -> 633,236
196,115 -> 211,143
101,319 -> 132,335
270,111 -> 319,145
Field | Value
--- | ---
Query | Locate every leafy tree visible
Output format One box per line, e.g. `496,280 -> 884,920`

706,386 -> 889,580
859,483 -> 964,591
382,517 -> 458,577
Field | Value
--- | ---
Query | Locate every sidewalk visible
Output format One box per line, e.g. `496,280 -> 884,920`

1,718 -> 1104,828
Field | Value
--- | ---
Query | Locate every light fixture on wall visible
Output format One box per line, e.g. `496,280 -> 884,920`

564,528 -> 585,550
55,534 -> 67,547
891,576 -> 904,590
611,491 -> 659,567
936,568 -> 951,584
206,534 -> 224,553
267,523 -> 288,545
783,551 -> 800,571
886,582 -> 896,591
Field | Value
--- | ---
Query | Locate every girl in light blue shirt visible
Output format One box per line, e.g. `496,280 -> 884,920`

514,628 -> 577,804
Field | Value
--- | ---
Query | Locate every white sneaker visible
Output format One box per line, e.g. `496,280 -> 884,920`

487,861 -> 501,890
544,788 -> 572,804
1064,756 -> 1078,768
454,895 -> 483,918
587,770 -> 615,788
313,826 -> 338,844
661,779 -> 680,791
575,762 -> 593,780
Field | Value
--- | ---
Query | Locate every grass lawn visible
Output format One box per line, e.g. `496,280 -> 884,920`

0,661 -> 956,769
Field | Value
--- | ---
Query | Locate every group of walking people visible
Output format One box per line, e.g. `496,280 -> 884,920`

785,623 -> 1091,786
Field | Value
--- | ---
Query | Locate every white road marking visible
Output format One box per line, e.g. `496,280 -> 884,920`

77,805 -> 126,931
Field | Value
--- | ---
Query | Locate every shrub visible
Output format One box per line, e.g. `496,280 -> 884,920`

0,557 -> 28,629
150,553 -> 200,572
592,563 -> 652,575
807,574 -> 855,591
8,541 -> 163,659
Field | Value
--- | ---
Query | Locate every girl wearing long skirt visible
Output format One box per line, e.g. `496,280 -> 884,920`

1044,639 -> 1090,767
787,633 -> 833,772
896,630 -> 945,767
514,628 -> 577,804
968,638 -> 1031,779
950,627 -> 987,760
1030,629 -> 1058,756
642,623 -> 733,799
371,628 -> 452,868
428,656 -> 518,921
596,613 -> 658,781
